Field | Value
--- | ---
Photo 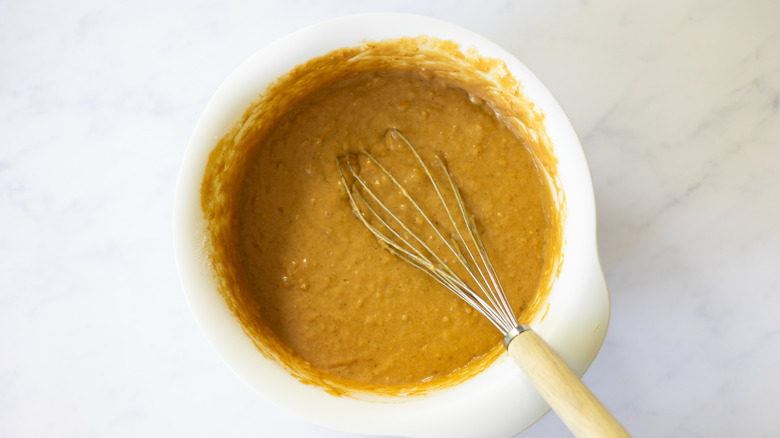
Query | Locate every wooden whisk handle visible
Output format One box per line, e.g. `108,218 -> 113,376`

507,329 -> 630,438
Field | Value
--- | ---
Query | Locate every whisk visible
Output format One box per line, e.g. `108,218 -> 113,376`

337,129 -> 629,438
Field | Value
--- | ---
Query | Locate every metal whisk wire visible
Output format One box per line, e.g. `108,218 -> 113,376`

336,128 -> 522,337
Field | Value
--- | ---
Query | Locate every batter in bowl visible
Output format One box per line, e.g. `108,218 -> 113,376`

200,37 -> 562,395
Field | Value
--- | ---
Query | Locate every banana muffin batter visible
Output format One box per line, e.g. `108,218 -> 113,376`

200,37 -> 562,395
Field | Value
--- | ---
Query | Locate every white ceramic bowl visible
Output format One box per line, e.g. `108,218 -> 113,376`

174,12 -> 610,438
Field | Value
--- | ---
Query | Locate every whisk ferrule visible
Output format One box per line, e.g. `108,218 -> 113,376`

503,324 -> 531,349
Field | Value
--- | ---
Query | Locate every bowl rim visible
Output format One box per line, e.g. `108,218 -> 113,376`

173,12 -> 610,438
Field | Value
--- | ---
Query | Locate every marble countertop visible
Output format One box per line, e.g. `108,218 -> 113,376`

2,0 -> 778,436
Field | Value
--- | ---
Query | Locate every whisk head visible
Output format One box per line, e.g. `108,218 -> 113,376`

337,129 -> 528,345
